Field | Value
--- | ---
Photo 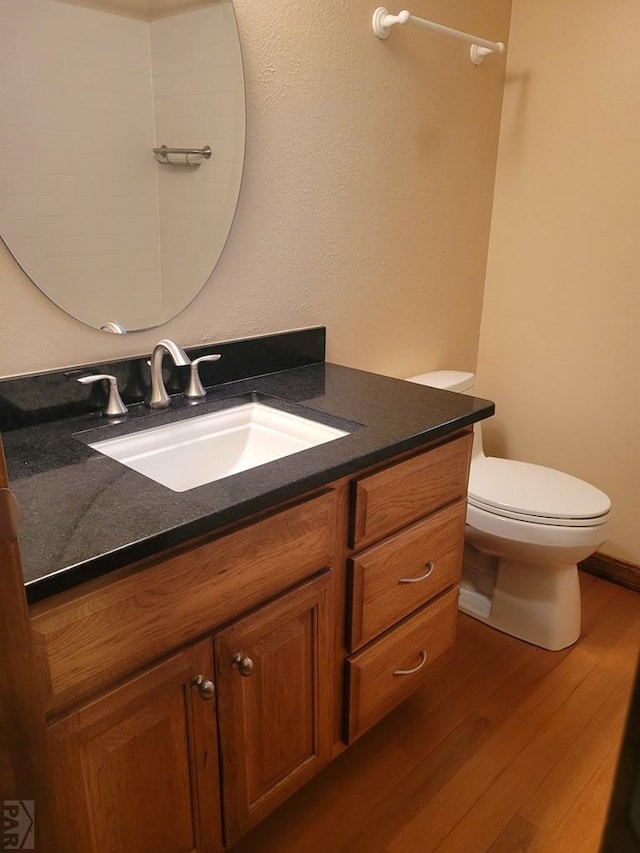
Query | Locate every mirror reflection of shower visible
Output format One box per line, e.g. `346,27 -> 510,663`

0,0 -> 245,331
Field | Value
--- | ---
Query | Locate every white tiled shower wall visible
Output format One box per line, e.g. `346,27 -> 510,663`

0,0 -> 243,330
0,0 -> 160,329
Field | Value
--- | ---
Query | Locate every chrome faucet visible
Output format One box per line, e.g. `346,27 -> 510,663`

147,339 -> 191,409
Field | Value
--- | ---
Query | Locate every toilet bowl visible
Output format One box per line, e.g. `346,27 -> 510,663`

406,370 -> 611,651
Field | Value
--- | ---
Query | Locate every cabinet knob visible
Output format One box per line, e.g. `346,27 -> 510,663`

191,674 -> 215,700
232,654 -> 254,677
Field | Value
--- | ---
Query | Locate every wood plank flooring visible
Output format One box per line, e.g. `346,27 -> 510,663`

231,572 -> 640,853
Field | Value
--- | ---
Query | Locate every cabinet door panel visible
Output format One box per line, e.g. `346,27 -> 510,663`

215,572 -> 334,846
48,639 -> 222,853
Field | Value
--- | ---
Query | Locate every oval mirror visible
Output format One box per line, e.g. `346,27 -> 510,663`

0,0 -> 245,333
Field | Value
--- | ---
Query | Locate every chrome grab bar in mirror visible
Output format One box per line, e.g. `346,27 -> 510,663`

153,145 -> 212,166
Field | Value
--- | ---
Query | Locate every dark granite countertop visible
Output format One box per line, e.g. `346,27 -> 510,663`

2,342 -> 494,603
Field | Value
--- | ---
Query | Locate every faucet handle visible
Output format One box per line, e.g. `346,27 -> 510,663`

185,354 -> 222,399
78,374 -> 128,417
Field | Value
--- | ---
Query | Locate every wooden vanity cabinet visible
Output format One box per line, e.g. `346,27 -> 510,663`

36,491 -> 340,853
32,429 -> 474,850
46,571 -> 335,853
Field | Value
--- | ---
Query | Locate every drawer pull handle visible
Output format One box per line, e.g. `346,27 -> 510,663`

191,675 -> 215,700
393,649 -> 428,676
399,560 -> 435,584
232,654 -> 254,677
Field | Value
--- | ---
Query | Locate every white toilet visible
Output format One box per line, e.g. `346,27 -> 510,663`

406,370 -> 611,651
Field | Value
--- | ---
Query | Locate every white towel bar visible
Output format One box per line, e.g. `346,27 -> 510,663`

372,7 -> 505,65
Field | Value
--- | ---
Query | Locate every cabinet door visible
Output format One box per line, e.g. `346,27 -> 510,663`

215,572 -> 334,847
47,639 -> 223,853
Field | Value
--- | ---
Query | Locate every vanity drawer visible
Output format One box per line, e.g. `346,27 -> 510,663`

350,433 -> 472,550
31,490 -> 338,715
349,499 -> 465,651
345,587 -> 458,743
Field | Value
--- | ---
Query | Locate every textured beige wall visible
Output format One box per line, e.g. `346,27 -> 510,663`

0,0 -> 510,378
477,0 -> 640,563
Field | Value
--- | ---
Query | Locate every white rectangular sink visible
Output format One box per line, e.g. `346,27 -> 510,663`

88,401 -> 350,492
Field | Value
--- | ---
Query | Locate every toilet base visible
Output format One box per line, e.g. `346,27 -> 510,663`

459,549 -> 581,651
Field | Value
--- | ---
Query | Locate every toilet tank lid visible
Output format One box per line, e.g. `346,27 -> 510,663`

405,370 -> 475,393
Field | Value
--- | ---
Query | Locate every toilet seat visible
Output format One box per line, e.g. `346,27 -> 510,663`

468,457 -> 611,528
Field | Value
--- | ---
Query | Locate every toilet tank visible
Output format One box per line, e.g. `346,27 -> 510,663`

405,370 -> 484,459
405,370 -> 475,394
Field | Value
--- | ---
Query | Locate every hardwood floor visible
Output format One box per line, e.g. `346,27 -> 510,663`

231,572 -> 640,853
